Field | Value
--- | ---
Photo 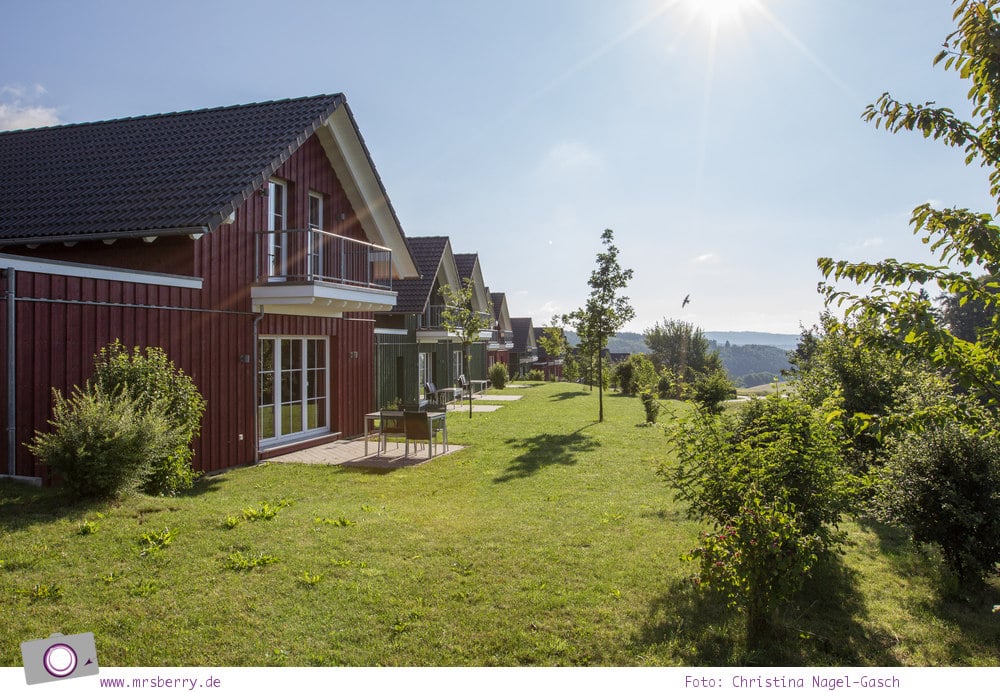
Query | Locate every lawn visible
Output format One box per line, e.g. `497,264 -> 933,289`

1,382 -> 998,666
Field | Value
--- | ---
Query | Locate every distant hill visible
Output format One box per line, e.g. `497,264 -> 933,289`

565,329 -> 799,386
704,331 -> 800,352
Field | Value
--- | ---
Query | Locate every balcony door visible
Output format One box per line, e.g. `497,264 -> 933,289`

258,337 -> 329,445
267,179 -> 287,281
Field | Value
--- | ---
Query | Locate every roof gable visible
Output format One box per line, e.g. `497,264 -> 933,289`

511,317 -> 537,352
391,236 -> 462,314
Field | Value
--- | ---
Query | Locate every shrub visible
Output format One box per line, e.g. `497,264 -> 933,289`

90,341 -> 205,495
526,370 -> 545,381
874,422 -> 1000,588
28,385 -> 173,499
666,394 -> 850,545
640,389 -> 659,424
488,362 -> 509,390
685,487 -> 822,641
690,369 -> 735,414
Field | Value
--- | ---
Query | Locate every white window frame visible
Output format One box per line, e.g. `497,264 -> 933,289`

418,351 -> 430,402
308,192 -> 324,281
258,336 -> 330,445
267,179 -> 288,280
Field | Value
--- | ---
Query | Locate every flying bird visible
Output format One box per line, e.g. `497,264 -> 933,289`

681,294 -> 691,308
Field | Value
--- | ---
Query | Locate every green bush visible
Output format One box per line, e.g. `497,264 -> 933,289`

640,389 -> 659,424
875,422 -> 1000,588
90,342 -> 205,495
27,385 -> 173,499
666,394 -> 849,545
690,369 -> 735,414
526,370 -> 545,381
488,363 -> 509,390
685,487 -> 822,641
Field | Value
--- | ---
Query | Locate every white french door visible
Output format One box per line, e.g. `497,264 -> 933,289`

258,337 -> 329,444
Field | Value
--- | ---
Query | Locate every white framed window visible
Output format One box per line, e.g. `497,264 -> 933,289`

258,336 -> 329,444
418,352 -> 430,401
308,192 -> 324,280
453,350 -> 463,380
267,179 -> 288,280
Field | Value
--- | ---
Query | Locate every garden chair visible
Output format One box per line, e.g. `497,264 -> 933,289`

403,411 -> 438,459
377,411 -> 405,456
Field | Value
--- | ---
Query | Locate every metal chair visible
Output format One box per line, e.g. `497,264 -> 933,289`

403,411 -> 436,459
377,411 -> 405,456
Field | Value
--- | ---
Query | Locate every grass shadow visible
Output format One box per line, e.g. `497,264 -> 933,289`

633,554 -> 904,665
0,479 -> 109,531
548,391 -> 590,401
494,426 -> 599,483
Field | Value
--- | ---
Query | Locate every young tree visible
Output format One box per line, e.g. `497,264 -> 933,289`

644,318 -> 713,384
439,279 -> 492,419
564,229 -> 635,422
818,0 -> 1000,408
536,322 -> 569,381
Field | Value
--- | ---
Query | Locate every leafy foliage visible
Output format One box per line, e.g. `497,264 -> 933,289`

665,394 -> 850,641
439,278 -> 493,418
666,395 -> 850,544
874,421 -> 1000,588
690,369 -> 735,415
562,229 -> 635,422
488,362 -> 509,390
615,353 -> 657,396
817,0 -> 1000,408
27,385 -> 174,499
684,488 -> 822,641
90,341 -> 205,495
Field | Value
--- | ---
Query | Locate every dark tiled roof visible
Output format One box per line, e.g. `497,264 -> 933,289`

0,94 -> 346,243
391,236 -> 450,314
453,252 -> 477,280
490,291 -> 506,321
510,317 -> 535,352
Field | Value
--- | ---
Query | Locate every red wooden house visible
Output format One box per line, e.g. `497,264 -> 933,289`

0,94 -> 419,482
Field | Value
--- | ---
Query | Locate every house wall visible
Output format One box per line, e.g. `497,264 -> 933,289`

1,134 -> 379,480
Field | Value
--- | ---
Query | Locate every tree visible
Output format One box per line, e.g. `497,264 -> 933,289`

439,278 -> 492,419
563,229 -> 634,422
536,322 -> 569,381
644,318 -> 713,385
817,0 -> 1000,409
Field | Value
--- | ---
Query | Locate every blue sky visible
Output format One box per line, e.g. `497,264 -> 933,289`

2,0 -> 993,334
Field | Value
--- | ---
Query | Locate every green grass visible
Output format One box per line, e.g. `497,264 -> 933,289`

1,382 -> 998,665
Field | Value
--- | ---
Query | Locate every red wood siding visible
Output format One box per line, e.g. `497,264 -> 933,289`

1,132 -> 380,480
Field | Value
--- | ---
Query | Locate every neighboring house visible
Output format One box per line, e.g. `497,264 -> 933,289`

452,252 -> 492,381
487,291 -> 514,373
374,236 -> 467,408
509,317 -> 538,379
532,326 -> 565,381
0,94 -> 419,482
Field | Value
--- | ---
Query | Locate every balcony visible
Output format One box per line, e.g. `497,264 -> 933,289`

252,229 -> 396,317
487,329 -> 515,351
416,305 -> 492,342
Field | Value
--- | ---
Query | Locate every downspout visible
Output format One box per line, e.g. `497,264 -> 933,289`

5,267 -> 14,475
251,307 -> 265,465
2,268 -> 36,484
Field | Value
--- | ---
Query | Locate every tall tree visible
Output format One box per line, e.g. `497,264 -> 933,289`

818,0 -> 1000,408
564,229 -> 634,422
643,318 -> 712,382
439,279 -> 492,418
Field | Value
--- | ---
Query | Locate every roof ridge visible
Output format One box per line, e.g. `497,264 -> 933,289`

0,93 -> 345,135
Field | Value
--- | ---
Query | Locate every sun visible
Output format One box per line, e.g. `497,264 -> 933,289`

685,0 -> 759,28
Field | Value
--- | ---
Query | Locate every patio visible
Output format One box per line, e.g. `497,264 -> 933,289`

268,436 -> 466,469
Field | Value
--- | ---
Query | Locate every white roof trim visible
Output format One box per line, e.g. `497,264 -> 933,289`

0,253 -> 203,289
318,109 -> 419,281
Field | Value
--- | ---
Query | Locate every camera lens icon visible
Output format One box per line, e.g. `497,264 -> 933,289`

43,643 -> 78,678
